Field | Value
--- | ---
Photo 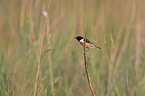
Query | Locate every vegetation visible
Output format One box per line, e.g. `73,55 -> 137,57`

0,0 -> 145,96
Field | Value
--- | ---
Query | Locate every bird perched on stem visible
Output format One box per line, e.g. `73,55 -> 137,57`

74,36 -> 101,53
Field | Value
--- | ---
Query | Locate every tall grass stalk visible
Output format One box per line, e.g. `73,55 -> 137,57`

33,14 -> 47,96
84,31 -> 96,96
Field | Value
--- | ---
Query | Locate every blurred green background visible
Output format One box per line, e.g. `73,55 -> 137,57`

0,0 -> 145,96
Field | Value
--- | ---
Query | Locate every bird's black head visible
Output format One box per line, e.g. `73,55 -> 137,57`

74,36 -> 84,41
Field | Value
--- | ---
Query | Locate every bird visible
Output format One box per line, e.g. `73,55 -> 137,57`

74,36 -> 101,53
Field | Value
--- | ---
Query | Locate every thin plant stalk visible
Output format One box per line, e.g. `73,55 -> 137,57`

84,31 -> 96,96
33,16 -> 47,96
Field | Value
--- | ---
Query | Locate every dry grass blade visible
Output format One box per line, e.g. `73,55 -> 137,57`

33,16 -> 47,96
84,31 -> 96,96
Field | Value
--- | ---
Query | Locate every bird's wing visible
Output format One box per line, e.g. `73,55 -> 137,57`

85,39 -> 93,44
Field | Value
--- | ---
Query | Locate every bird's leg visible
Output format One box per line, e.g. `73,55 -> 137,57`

85,48 -> 89,54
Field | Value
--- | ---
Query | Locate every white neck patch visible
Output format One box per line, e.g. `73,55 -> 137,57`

80,39 -> 84,42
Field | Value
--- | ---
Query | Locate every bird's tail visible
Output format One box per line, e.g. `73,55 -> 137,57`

94,45 -> 101,49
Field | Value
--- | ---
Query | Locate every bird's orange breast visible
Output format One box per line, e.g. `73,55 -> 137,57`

79,42 -> 85,46
79,42 -> 92,48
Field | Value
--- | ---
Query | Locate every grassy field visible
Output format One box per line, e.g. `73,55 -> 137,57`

0,0 -> 145,96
